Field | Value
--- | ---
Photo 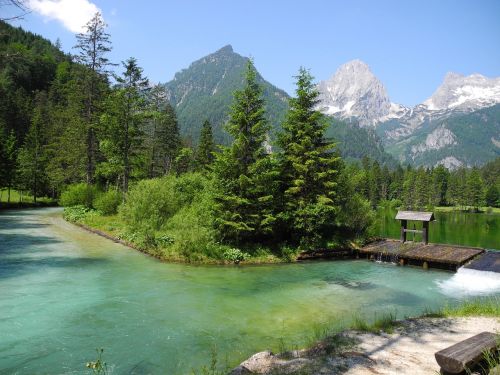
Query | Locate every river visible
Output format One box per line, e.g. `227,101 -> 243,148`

0,208 -> 498,374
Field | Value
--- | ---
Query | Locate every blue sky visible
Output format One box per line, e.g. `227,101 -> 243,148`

5,0 -> 500,106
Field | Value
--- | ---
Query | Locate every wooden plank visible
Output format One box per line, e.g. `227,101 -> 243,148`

435,332 -> 498,374
403,229 -> 423,234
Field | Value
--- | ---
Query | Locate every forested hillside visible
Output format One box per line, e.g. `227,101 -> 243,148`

163,45 -> 289,145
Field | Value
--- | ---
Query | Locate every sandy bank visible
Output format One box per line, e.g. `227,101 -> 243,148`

231,317 -> 499,375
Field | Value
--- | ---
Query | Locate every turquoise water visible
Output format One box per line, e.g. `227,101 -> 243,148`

0,209 -> 497,374
376,206 -> 500,250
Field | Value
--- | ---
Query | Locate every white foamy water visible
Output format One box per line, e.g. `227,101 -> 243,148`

437,267 -> 500,297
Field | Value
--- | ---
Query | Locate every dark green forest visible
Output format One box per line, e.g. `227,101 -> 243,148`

1,16 -> 498,263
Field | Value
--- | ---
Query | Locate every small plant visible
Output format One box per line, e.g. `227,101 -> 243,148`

63,205 -> 93,222
86,348 -> 108,375
155,233 -> 175,247
223,248 -> 249,264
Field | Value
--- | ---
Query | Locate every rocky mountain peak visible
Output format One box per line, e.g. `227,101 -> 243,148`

316,60 -> 393,126
423,72 -> 500,111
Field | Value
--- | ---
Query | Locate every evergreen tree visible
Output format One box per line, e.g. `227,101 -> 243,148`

467,168 -> 484,211
213,60 -> 276,243
145,85 -> 181,177
0,123 -> 17,202
277,68 -> 340,249
196,119 -> 215,171
174,147 -> 195,175
485,185 -> 499,208
431,165 -> 449,206
99,57 -> 148,192
16,92 -> 49,202
73,12 -> 114,184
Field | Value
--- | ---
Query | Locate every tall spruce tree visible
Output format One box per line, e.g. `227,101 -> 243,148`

73,12 -> 113,184
0,122 -> 17,202
467,168 -> 484,211
99,57 -> 148,192
16,92 -> 49,202
213,60 -> 277,243
145,85 -> 180,177
196,119 -> 215,171
277,68 -> 340,249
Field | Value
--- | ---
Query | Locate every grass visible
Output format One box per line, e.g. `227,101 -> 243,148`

422,297 -> 500,318
0,188 -> 57,207
351,312 -> 400,334
434,205 -> 500,214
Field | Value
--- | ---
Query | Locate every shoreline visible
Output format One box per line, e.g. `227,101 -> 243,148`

230,315 -> 500,374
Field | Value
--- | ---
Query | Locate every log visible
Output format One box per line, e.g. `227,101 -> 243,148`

435,332 -> 498,374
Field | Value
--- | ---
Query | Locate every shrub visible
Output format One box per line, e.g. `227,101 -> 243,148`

63,205 -> 93,222
223,248 -> 249,264
94,190 -> 122,215
60,183 -> 100,208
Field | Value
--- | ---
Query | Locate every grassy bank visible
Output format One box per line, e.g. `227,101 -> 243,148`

64,205 -> 290,264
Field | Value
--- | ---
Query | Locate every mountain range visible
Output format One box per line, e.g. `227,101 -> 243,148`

316,60 -> 500,167
162,46 -> 500,168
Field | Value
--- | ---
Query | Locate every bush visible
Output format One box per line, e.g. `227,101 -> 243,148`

63,205 -> 93,222
94,190 -> 122,215
119,173 -> 210,232
223,248 -> 249,264
60,183 -> 100,208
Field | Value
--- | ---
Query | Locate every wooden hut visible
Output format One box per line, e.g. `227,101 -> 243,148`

395,211 -> 435,244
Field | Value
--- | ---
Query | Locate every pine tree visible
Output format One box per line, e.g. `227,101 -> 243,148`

196,119 -> 215,171
213,60 -> 277,244
277,68 -> 340,249
145,85 -> 181,177
431,165 -> 449,206
467,168 -> 484,211
73,12 -> 114,184
99,57 -> 148,192
16,92 -> 49,202
0,122 -> 17,202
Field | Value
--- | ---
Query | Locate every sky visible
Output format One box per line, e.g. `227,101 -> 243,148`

4,0 -> 500,106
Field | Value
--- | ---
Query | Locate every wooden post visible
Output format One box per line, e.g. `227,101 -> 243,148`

423,221 -> 429,244
400,220 -> 407,242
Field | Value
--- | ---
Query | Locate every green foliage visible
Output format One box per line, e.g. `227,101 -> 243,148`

99,57 -> 149,192
196,119 -> 216,171
63,205 -> 95,222
164,45 -> 289,145
351,312 -> 399,334
213,60 -> 277,244
144,85 -> 181,177
277,68 -> 341,249
174,147 -> 196,175
223,248 -> 249,263
93,189 -> 121,215
60,183 -> 100,208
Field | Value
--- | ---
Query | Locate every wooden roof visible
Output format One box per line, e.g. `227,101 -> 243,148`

395,210 -> 435,222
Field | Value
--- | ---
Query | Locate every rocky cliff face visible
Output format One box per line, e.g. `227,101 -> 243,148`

316,60 -> 404,126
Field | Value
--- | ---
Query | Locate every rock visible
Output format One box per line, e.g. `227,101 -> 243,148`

228,365 -> 253,375
239,351 -> 275,373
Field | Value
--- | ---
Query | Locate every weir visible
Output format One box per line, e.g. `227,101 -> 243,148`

465,251 -> 500,273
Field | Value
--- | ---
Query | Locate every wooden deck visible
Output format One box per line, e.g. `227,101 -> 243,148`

357,239 -> 485,270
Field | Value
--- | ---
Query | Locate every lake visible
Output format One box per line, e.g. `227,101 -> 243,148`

375,206 -> 499,250
0,208 -> 498,374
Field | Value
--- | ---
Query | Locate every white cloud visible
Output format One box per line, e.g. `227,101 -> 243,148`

28,0 -> 102,33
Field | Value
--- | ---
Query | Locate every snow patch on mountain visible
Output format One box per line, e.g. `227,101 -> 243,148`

423,72 -> 500,111
317,60 -> 396,126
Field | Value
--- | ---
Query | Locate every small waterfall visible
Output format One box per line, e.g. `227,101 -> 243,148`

437,267 -> 500,297
374,252 -> 399,264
